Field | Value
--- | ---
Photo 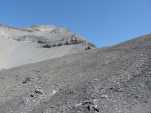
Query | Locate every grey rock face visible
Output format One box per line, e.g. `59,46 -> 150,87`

0,31 -> 151,113
0,25 -> 95,69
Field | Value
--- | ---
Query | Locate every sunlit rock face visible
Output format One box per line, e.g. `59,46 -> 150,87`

0,25 -> 95,69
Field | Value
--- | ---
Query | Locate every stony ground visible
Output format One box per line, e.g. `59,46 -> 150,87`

0,31 -> 151,113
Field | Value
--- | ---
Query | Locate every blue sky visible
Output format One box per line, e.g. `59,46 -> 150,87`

0,0 -> 151,47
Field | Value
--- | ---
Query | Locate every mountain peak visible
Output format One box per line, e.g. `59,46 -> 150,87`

29,25 -> 57,32
0,24 -> 95,69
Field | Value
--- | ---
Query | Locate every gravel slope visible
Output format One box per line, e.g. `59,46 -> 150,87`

0,34 -> 151,113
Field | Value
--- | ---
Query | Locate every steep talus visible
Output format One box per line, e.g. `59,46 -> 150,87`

0,31 -> 151,113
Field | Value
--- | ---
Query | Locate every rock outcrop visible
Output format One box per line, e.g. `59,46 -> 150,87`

0,25 -> 95,69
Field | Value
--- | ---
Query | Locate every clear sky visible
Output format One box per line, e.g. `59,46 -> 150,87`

0,0 -> 151,47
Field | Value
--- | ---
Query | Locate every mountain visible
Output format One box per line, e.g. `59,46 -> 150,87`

0,24 -> 95,70
113,34 -> 151,49
0,28 -> 151,113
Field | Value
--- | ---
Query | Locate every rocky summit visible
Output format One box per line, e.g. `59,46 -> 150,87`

0,25 -> 151,113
